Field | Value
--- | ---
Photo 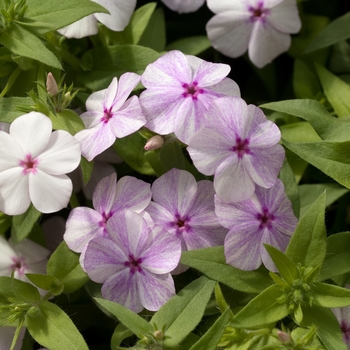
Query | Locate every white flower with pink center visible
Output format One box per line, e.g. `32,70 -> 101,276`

0,112 -> 81,215
206,0 -> 301,68
139,50 -> 240,144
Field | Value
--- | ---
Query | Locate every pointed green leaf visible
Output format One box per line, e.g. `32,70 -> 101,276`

11,204 -> 41,244
25,274 -> 64,296
264,245 -> 299,285
50,110 -> 85,135
94,298 -> 151,338
151,277 -> 216,348
261,99 -> 350,142
300,304 -> 346,350
230,285 -> 289,328
311,282 -> 350,307
320,232 -> 350,281
305,11 -> 350,53
180,247 -> 272,294
0,97 -> 33,123
283,139 -> 350,189
0,277 -> 40,304
111,323 -> 133,349
166,36 -> 211,56
80,156 -> 93,187
189,308 -> 231,350
0,23 -> 61,69
315,63 -> 350,118
293,59 -> 321,99
286,192 -> 326,268
27,301 -> 89,350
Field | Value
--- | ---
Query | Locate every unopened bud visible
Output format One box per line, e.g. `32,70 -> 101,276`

144,135 -> 164,151
277,330 -> 291,344
46,72 -> 58,97
153,330 -> 164,340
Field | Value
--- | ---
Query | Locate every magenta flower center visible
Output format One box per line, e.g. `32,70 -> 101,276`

10,256 -> 27,276
19,154 -> 38,175
172,213 -> 190,235
182,82 -> 203,100
341,320 -> 350,344
101,108 -> 113,123
249,2 -> 269,22
99,211 -> 113,232
124,254 -> 143,274
256,207 -> 275,229
232,137 -> 250,158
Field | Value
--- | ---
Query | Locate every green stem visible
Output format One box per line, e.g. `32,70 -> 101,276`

0,65 -> 21,97
9,318 -> 24,350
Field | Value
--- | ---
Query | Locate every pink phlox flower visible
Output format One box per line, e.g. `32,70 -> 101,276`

139,50 -> 240,144
0,236 -> 50,287
206,0 -> 302,68
215,179 -> 298,271
0,112 -> 81,215
75,73 -> 146,161
161,0 -> 205,13
187,96 -> 285,203
64,172 -> 152,260
333,285 -> 350,349
58,0 -> 136,38
145,168 -> 227,274
83,210 -> 181,313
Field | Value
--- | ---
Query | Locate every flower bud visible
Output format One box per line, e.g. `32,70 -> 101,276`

144,135 -> 164,151
46,72 -> 58,97
277,330 -> 291,344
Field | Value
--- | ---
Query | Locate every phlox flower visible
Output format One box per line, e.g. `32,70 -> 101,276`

58,0 -> 136,39
139,50 -> 240,144
0,112 -> 81,215
333,286 -> 350,349
206,0 -> 302,68
0,326 -> 25,350
64,172 -> 151,257
215,179 -> 298,271
187,96 -> 285,203
161,0 -> 205,13
83,210 -> 181,313
0,235 -> 50,284
75,73 -> 146,161
145,168 -> 227,274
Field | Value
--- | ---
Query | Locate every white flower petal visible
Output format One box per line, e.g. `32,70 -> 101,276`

161,0 -> 205,13
13,239 -> 49,265
268,0 -> 301,33
0,236 -> 16,275
0,131 -> 24,171
58,15 -> 98,38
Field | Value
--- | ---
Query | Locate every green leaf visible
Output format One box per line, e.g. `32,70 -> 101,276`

111,323 -> 133,349
26,301 -> 89,350
11,204 -> 41,244
49,109 -> 85,135
264,245 -> 299,286
25,274 -> 64,296
0,212 -> 12,236
299,183 -> 348,218
261,99 -> 350,142
279,159 -> 300,218
150,276 -> 216,348
113,132 -> 155,175
305,11 -> 350,53
80,156 -> 94,187
47,242 -> 89,294
122,3 -> 157,44
0,97 -> 33,123
280,122 -> 321,143
300,305 -> 346,350
189,308 -> 231,350
180,247 -> 272,294
285,192 -> 327,268
293,59 -> 321,99
319,232 -> 350,281
94,298 -> 152,338
0,23 -> 61,69
79,45 -> 160,90
25,0 -> 108,33
0,277 -> 40,304
144,150 -> 164,176
311,282 -> 350,307
282,139 -> 350,189
315,63 -> 350,117
166,36 -> 211,56
230,285 -> 289,328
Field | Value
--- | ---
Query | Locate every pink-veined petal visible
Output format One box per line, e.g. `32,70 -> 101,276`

145,202 -> 175,230
29,170 -> 72,213
0,236 -> 16,275
104,77 -> 119,109
58,15 -> 98,38
92,173 -> 117,214
207,0 -> 247,13
13,239 -> 49,264
112,73 -> 141,111
207,77 -> 241,97
79,111 -> 104,129
85,89 -> 106,112
10,112 -> 52,157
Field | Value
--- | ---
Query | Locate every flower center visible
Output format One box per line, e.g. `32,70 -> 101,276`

182,82 -> 203,100
232,137 -> 250,158
256,207 -> 275,229
248,2 -> 269,22
124,254 -> 143,274
101,108 -> 113,123
19,154 -> 38,175
341,321 -> 350,344
172,213 -> 190,235
11,256 -> 27,276
99,211 -> 113,232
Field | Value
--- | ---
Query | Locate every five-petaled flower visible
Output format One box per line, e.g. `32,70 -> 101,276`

74,73 -> 146,161
206,0 -> 302,68
139,50 -> 240,144
0,112 -> 81,215
215,179 -> 298,271
83,210 -> 181,313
